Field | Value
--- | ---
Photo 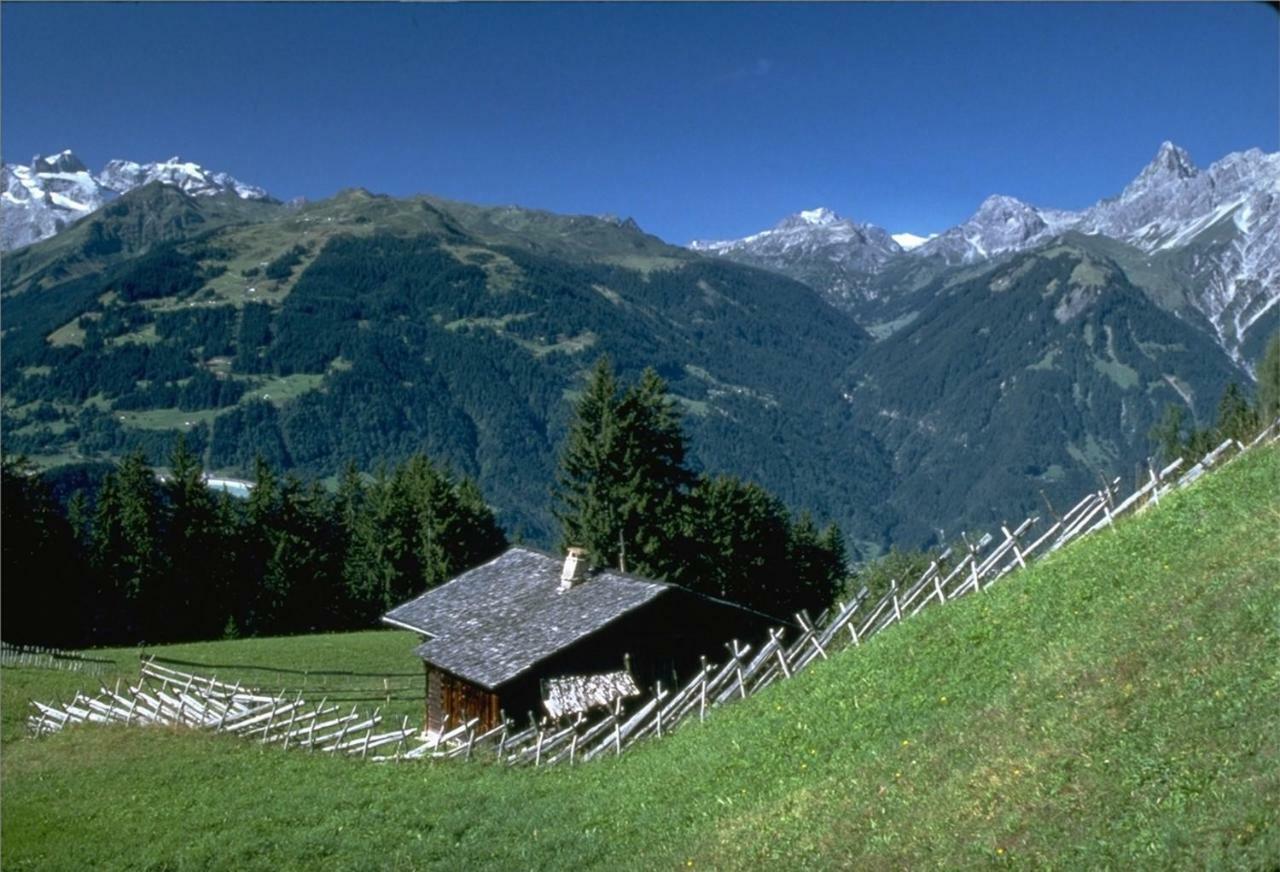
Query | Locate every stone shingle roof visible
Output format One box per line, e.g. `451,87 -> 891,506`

382,546 -> 671,690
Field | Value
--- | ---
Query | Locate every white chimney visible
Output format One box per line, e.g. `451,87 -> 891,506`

560,547 -> 588,591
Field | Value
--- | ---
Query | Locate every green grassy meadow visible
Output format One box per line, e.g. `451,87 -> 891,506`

3,446 -> 1277,870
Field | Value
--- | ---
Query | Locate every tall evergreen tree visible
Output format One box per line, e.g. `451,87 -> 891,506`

90,450 -> 166,641
679,474 -> 792,617
555,358 -> 693,575
344,463 -> 410,620
614,368 -> 695,578
786,513 -> 847,616
555,356 -> 625,568
163,434 -> 220,640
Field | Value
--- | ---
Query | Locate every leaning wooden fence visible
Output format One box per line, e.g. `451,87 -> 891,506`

28,658 -> 426,761
27,420 -> 1278,766
2,642 -> 111,675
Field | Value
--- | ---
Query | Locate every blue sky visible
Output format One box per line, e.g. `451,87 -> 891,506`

3,3 -> 1277,243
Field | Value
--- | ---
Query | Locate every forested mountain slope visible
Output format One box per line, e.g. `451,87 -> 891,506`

1,186 -> 891,546
844,240 -> 1244,542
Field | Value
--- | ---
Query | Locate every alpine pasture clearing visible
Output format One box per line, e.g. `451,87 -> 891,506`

2,445 -> 1277,870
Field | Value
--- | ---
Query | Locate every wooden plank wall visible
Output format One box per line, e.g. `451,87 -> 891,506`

440,670 -> 501,733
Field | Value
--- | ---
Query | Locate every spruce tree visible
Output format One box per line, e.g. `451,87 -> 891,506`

90,450 -> 166,641
555,358 -> 694,575
164,434 -> 218,639
680,474 -> 791,616
615,368 -> 695,578
555,356 -> 625,567
344,464 -> 408,620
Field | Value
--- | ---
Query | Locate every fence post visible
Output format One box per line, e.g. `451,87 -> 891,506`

699,657 -> 709,721
731,640 -> 747,698
1001,524 -> 1026,569
395,716 -> 410,761
773,629 -> 792,679
613,698 -> 623,756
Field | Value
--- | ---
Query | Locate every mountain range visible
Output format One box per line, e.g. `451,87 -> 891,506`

1,150 -> 268,252
692,143 -> 1279,365
0,142 -> 1273,553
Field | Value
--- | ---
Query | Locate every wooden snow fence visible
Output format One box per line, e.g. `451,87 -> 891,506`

1,642 -> 111,675
26,421 -> 1278,769
28,657 -> 422,761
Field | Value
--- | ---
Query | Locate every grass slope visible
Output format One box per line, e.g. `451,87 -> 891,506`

3,446 -> 1277,870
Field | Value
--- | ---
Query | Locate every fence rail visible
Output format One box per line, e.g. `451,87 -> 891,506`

27,419 -> 1278,768
2,642 -> 112,675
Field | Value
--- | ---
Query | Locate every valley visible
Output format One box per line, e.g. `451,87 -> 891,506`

2,142 -> 1276,556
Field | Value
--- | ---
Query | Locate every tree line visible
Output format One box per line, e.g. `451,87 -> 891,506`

3,357 -> 853,646
1,440 -> 506,647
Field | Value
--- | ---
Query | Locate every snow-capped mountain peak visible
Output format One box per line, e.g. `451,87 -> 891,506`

921,142 -> 1278,361
2,150 -> 270,251
690,207 -> 904,307
687,141 -> 1276,362
692,207 -> 899,260
3,149 -> 104,250
98,156 -> 268,200
914,193 -> 1064,264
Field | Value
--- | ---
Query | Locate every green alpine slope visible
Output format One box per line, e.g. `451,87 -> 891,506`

3,443 -> 1276,870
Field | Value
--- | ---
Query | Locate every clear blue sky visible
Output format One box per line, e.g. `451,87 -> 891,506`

3,3 -> 1277,243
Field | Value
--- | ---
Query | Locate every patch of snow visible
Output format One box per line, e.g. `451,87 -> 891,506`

891,232 -> 934,251
798,207 -> 840,226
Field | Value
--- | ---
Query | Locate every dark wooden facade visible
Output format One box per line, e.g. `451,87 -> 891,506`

426,667 -> 503,733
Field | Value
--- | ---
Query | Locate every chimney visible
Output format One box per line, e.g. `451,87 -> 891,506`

559,547 -> 588,591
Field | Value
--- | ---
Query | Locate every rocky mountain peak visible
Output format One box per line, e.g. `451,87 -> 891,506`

32,149 -> 88,175
973,194 -> 1037,218
1141,141 -> 1198,182
791,207 -> 842,227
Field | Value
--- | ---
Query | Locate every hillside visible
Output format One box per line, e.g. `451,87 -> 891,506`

844,240 -> 1244,542
3,443 -> 1276,870
0,185 -> 891,546
5,179 -> 1262,556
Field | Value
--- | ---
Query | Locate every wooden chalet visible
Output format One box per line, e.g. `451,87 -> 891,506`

382,546 -> 777,733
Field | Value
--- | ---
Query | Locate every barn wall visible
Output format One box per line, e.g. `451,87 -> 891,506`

428,667 -> 502,734
494,591 -> 778,721
426,666 -> 443,733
